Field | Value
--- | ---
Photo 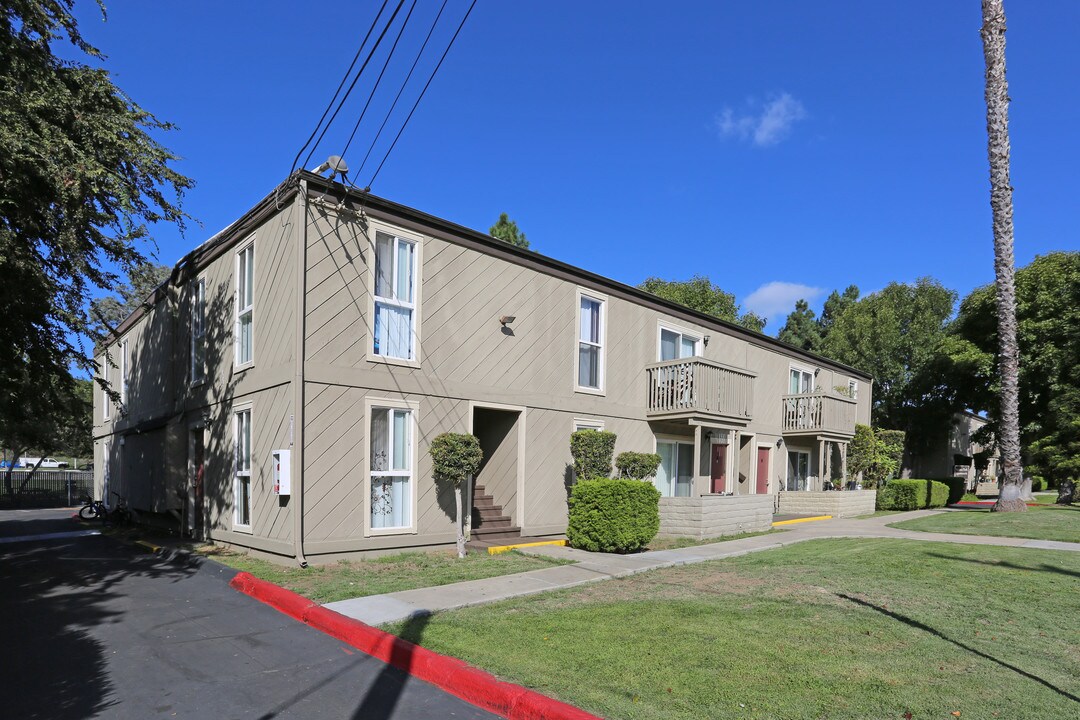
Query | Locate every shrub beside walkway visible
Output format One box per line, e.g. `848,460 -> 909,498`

324,510 -> 1080,625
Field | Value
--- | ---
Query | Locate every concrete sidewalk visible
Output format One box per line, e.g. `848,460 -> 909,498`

324,510 -> 1080,626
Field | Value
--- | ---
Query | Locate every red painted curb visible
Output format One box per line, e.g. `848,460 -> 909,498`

228,571 -> 601,720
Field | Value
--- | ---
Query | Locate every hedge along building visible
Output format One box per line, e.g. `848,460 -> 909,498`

92,169 -> 873,563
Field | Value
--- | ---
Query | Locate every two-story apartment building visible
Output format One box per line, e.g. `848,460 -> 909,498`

93,169 -> 872,563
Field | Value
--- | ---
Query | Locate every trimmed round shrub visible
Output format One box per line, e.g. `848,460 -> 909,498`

566,478 -> 660,553
1031,476 -> 1046,492
615,451 -> 661,480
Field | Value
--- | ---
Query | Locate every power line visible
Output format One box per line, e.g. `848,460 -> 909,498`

337,0 -> 419,166
355,0 -> 449,181
301,0 -> 408,171
289,0 -> 391,176
366,0 -> 477,188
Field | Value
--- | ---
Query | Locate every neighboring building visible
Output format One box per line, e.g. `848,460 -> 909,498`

92,170 -> 872,563
906,412 -> 1000,489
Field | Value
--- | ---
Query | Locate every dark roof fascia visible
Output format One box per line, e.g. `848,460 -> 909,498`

299,171 -> 874,382
97,176 -> 302,355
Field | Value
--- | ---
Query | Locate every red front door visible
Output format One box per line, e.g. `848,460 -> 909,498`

756,447 -> 770,494
711,444 -> 728,493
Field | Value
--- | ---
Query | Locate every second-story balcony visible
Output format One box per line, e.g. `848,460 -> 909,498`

781,392 -> 858,438
645,358 -> 755,423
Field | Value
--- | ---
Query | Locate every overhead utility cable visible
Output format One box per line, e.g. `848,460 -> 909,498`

301,0 -> 408,171
355,0 -> 449,180
289,0 -> 391,175
367,0 -> 477,187
337,0 -> 419,166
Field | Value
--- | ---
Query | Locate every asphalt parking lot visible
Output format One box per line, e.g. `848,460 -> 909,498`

0,508 -> 498,720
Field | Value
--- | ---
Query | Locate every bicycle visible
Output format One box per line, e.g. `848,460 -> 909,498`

78,494 -> 107,521
77,492 -> 132,525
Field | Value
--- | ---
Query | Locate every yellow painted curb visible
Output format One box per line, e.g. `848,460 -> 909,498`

135,540 -> 162,553
772,515 -> 832,527
487,539 -> 567,555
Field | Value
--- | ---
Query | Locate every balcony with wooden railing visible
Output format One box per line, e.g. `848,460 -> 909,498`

781,392 -> 858,438
645,358 -> 755,423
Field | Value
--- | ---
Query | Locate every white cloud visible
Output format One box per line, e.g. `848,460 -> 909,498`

742,281 -> 824,323
715,93 -> 807,147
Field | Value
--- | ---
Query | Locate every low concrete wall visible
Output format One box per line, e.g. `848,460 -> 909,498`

658,494 -> 774,539
776,490 -> 876,518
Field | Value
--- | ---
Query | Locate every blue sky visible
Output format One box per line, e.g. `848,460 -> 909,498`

73,1 -> 1079,332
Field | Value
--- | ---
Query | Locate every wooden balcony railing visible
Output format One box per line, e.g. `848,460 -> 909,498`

645,358 -> 755,421
781,392 -> 857,437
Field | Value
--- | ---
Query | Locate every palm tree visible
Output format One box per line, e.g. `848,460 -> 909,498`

980,0 -> 1026,512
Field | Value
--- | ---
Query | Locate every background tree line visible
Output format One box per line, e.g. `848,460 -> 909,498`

775,251 -> 1079,486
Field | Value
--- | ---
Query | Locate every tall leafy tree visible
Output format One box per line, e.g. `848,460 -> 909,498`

489,213 -> 529,249
0,0 -> 192,391
945,252 -> 1080,494
89,261 -> 171,342
821,279 -> 956,432
980,0 -> 1025,511
818,285 -> 860,337
638,275 -> 766,332
777,299 -> 822,352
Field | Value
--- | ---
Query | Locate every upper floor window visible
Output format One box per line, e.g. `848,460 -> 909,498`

102,371 -> 110,421
659,327 -> 700,361
191,278 -> 206,384
577,292 -> 605,391
789,366 -> 814,395
848,379 -> 859,400
236,243 -> 254,366
119,340 -> 128,406
373,232 -> 417,360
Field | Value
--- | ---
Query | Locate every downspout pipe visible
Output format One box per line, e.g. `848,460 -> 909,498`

292,179 -> 309,567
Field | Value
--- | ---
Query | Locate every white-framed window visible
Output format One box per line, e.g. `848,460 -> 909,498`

573,418 -> 605,432
367,401 -> 417,534
848,379 -> 859,400
119,340 -> 128,407
373,231 -> 418,361
655,439 -> 694,497
234,407 -> 252,530
786,450 -> 811,491
576,290 -> 606,393
235,241 -> 254,367
102,365 -> 110,421
789,366 -> 814,395
658,324 -> 701,361
191,278 -> 206,384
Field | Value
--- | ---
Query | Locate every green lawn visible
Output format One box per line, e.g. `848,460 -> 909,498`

385,539 -> 1080,719
890,503 -> 1080,543
204,547 -> 570,603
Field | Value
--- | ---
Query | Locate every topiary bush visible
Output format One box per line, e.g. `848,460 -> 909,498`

927,480 -> 949,508
876,479 -> 950,510
570,430 -> 617,479
933,477 -> 967,505
566,478 -> 660,553
1031,476 -> 1046,492
615,451 -> 661,480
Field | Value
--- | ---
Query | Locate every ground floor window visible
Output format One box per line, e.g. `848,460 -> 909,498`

786,450 -> 810,491
234,408 -> 252,528
370,407 -> 413,530
656,440 -> 694,497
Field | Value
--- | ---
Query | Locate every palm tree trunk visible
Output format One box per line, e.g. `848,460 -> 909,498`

981,0 -> 1026,512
